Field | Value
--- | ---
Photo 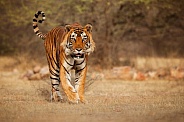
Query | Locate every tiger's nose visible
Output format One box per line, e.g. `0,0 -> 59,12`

76,48 -> 82,52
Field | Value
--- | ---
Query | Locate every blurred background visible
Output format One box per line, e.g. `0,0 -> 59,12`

1,1 -> 184,120
0,0 -> 184,70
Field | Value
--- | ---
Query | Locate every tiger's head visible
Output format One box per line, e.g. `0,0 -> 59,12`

61,23 -> 95,60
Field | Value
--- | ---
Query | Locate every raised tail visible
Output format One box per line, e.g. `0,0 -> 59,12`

32,11 -> 47,40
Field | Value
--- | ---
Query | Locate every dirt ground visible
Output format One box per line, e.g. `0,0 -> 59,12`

0,70 -> 183,122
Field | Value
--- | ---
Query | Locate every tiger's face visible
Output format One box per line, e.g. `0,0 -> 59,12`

61,24 -> 95,60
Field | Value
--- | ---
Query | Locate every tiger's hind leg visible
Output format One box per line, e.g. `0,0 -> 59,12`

44,34 -> 63,102
47,57 -> 63,102
50,79 -> 64,102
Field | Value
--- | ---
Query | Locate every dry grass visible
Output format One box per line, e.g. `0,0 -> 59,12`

0,56 -> 184,122
0,70 -> 184,122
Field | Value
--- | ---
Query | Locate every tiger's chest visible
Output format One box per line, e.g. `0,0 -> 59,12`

62,55 -> 86,71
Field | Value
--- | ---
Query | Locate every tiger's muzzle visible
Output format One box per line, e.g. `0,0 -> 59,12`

73,48 -> 85,59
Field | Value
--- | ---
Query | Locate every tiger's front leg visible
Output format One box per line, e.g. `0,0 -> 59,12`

75,66 -> 87,104
60,66 -> 79,103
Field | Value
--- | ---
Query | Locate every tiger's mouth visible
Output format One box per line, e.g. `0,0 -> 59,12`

73,53 -> 85,59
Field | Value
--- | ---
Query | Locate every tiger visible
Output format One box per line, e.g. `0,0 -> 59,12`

32,11 -> 95,103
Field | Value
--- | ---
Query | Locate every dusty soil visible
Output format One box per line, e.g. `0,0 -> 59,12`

0,70 -> 184,122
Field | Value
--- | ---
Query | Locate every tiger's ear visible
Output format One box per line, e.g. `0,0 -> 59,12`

65,24 -> 72,32
85,24 -> 92,33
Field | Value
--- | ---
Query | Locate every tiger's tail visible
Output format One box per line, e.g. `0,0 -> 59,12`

32,11 -> 47,40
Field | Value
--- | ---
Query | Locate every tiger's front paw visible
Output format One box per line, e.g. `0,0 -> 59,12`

79,97 -> 88,104
67,92 -> 79,104
66,87 -> 79,104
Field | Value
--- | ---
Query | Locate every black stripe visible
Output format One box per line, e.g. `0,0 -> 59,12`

47,53 -> 60,72
35,30 -> 39,34
50,68 -> 59,76
56,69 -> 59,73
48,58 -> 57,73
76,59 -> 85,65
33,19 -> 37,22
52,83 -> 59,86
51,54 -> 60,69
35,14 -> 38,18
61,64 -> 70,75
38,20 -> 42,23
38,11 -> 42,14
50,42 -> 60,69
33,25 -> 38,29
50,76 -> 60,81
65,60 -> 73,66
52,86 -> 59,91
76,65 -> 86,73
62,54 -> 73,66
49,69 -> 59,77
42,14 -> 45,17
75,78 -> 79,82
67,78 -> 71,82
48,59 -> 59,74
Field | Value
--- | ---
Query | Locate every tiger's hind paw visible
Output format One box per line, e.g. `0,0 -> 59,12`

50,90 -> 64,102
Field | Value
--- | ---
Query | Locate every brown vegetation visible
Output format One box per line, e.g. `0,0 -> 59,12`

0,0 -> 184,68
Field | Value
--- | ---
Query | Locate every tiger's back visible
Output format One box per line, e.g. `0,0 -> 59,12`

44,26 -> 65,65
